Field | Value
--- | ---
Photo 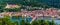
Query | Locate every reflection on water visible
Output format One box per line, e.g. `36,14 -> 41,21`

11,17 -> 60,24
11,17 -> 32,23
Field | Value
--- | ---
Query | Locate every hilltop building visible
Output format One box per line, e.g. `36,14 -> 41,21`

5,4 -> 20,8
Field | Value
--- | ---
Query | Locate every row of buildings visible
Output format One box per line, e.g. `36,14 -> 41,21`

0,8 -> 60,18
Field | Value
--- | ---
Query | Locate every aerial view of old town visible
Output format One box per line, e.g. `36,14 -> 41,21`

0,0 -> 60,25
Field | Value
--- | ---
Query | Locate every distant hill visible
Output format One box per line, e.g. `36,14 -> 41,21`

39,0 -> 60,8
0,0 -> 60,12
0,0 -> 60,8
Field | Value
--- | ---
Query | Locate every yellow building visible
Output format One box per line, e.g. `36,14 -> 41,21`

5,4 -> 21,8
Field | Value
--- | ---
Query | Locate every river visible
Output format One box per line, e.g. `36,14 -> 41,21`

11,17 -> 60,24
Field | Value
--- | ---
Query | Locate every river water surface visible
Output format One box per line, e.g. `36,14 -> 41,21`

11,17 -> 60,24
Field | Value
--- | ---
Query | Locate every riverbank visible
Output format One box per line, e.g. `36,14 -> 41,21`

0,15 -> 60,25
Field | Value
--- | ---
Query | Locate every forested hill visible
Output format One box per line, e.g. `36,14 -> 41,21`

39,0 -> 60,8
0,0 -> 60,8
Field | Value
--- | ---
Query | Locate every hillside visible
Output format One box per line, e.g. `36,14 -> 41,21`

0,0 -> 59,12
0,0 -> 59,8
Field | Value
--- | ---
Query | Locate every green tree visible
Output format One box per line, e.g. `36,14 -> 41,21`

51,20 -> 56,25
44,20 -> 49,25
31,21 -> 39,25
25,22 -> 31,25
59,24 -> 60,25
20,18 -> 25,25
0,18 -> 2,25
